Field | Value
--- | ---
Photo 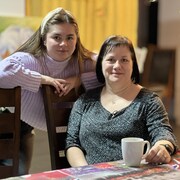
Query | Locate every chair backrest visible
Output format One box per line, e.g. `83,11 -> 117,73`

42,85 -> 80,170
141,45 -> 175,115
141,45 -> 175,87
0,86 -> 21,178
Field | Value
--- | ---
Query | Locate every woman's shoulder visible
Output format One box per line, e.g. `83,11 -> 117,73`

73,86 -> 102,111
140,87 -> 159,97
137,87 -> 162,105
79,86 -> 103,102
4,52 -> 39,65
4,52 -> 34,61
11,52 -> 34,58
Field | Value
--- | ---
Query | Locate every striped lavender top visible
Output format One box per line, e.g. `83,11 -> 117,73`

0,52 -> 101,131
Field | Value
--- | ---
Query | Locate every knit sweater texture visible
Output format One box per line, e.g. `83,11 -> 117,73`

66,86 -> 178,164
0,52 -> 100,130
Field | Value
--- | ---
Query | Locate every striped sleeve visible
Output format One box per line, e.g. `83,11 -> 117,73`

0,52 -> 41,92
81,71 -> 102,90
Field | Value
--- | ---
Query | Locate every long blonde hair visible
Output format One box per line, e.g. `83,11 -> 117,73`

15,8 -> 93,72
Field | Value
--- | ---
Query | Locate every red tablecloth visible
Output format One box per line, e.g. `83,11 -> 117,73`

7,151 -> 180,180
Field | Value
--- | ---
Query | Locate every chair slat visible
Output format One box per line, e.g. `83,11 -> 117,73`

0,140 -> 14,158
42,85 -> 81,170
0,166 -> 13,178
0,87 -> 21,178
0,114 -> 15,132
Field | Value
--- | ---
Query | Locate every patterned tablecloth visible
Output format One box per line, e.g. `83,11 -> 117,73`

7,151 -> 180,180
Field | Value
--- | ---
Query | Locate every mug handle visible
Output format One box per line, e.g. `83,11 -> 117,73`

143,140 -> 150,157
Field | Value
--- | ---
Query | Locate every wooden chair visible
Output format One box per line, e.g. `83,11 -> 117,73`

0,86 -> 21,178
141,45 -> 176,118
42,85 -> 80,170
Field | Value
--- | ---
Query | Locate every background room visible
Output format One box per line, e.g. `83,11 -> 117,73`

0,0 -> 179,174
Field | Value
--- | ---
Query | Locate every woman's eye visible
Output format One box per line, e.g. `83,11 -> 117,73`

54,36 -> 61,41
121,58 -> 129,63
67,36 -> 74,40
106,58 -> 114,62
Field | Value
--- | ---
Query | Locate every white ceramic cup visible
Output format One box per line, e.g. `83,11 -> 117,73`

121,137 -> 150,167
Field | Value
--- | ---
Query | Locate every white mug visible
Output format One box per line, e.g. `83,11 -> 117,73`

121,137 -> 150,167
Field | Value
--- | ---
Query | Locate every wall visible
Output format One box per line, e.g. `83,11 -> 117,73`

158,0 -> 180,124
1,0 -> 180,123
0,0 -> 25,16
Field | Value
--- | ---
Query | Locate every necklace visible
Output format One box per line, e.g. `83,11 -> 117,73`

111,98 -> 126,105
110,83 -> 132,104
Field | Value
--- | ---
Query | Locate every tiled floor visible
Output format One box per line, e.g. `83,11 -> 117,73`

29,120 -> 180,174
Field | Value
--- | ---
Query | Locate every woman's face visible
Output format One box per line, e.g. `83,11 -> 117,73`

102,46 -> 133,84
44,23 -> 77,61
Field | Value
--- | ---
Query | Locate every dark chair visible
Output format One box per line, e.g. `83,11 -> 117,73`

141,45 -> 175,118
42,85 -> 80,170
0,86 -> 21,178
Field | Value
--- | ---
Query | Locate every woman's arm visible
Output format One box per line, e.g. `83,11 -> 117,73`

66,147 -> 88,167
0,52 -> 81,95
0,55 -> 41,92
65,96 -> 87,166
144,93 -> 178,164
81,57 -> 102,91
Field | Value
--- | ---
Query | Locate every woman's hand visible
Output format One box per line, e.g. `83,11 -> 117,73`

63,76 -> 81,93
145,141 -> 174,164
57,76 -> 81,96
41,75 -> 80,96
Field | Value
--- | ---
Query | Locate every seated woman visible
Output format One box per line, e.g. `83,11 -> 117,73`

65,35 -> 178,167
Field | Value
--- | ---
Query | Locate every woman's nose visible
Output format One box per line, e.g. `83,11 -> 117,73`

113,60 -> 122,68
59,40 -> 68,46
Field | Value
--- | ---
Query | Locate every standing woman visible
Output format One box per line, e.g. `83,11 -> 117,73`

0,7 -> 100,175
